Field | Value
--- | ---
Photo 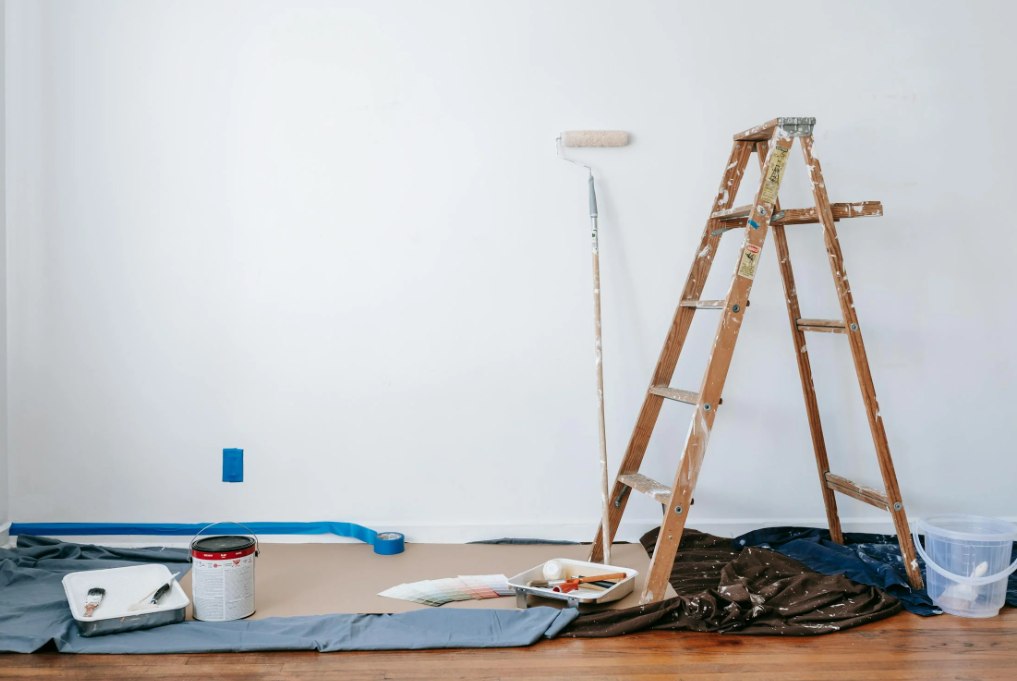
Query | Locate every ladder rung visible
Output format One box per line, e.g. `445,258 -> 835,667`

825,473 -> 889,510
648,386 -> 699,404
711,204 -> 752,221
649,386 -> 722,406
679,299 -> 725,310
618,473 -> 673,504
797,318 -> 846,333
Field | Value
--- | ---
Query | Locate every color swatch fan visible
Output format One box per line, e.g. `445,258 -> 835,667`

379,574 -> 513,607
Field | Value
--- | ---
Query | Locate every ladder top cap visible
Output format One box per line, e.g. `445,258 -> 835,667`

734,117 -> 816,141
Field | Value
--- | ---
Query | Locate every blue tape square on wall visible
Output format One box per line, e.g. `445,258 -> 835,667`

223,448 -> 244,482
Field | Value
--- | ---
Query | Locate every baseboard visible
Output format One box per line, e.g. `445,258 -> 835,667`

4,516 -> 971,548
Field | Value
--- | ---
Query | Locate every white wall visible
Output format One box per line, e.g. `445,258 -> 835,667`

1,0 -> 8,543
5,0 -> 1016,542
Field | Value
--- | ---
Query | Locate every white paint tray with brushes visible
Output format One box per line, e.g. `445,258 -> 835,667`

63,564 -> 189,637
508,558 -> 637,609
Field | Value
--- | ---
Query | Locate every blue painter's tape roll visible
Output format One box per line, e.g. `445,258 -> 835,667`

373,532 -> 405,555
9,522 -> 406,555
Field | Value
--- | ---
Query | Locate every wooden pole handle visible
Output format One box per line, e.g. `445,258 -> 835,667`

575,572 -> 627,584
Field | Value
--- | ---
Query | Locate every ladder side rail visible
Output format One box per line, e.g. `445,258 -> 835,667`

589,139 -> 755,563
799,136 -> 924,590
756,144 -> 844,544
640,133 -> 796,602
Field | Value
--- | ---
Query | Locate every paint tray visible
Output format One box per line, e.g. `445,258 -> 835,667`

507,558 -> 637,609
62,564 -> 189,637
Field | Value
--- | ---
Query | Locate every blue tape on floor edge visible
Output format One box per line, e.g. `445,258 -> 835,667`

8,522 -> 406,555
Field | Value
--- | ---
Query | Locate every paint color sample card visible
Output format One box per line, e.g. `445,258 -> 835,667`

379,574 -> 512,606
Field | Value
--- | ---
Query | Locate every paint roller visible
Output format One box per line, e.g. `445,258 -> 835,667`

555,130 -> 630,565
560,131 -> 630,148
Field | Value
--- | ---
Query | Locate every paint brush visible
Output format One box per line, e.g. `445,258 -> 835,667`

128,572 -> 181,611
83,588 -> 105,618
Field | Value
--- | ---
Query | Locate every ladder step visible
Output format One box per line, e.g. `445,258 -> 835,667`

648,386 -> 699,404
778,202 -> 883,225
733,118 -> 780,141
679,299 -> 725,310
825,473 -> 889,510
710,202 -> 883,235
711,204 -> 752,221
732,117 -> 815,141
797,318 -> 847,334
618,473 -> 673,504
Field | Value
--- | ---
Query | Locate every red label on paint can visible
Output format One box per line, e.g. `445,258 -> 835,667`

191,545 -> 257,561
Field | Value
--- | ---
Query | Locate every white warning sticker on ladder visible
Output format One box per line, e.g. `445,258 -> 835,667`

760,145 -> 790,204
738,244 -> 761,280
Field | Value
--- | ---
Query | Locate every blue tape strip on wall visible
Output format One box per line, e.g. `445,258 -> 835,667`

9,522 -> 405,555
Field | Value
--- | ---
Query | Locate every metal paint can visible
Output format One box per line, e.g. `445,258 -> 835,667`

190,522 -> 260,622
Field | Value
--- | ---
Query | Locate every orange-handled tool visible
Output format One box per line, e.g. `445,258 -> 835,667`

551,573 -> 627,593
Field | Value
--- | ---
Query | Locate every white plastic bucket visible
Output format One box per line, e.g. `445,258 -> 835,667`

913,515 -> 1017,618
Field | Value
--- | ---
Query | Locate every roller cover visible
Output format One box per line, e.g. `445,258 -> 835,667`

561,130 -> 629,147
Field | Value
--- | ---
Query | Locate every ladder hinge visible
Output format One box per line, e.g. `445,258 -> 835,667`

776,117 -> 816,138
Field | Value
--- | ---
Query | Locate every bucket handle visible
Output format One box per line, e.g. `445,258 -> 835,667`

912,523 -> 1017,587
192,521 -> 260,558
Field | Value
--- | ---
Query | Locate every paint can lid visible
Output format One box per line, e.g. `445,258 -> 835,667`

192,535 -> 256,553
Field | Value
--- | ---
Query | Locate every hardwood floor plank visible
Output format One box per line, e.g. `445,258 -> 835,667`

2,611 -> 1016,680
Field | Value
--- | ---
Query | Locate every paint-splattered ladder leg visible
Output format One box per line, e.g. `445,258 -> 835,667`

641,134 -> 795,603
588,140 -> 755,564
800,135 -> 924,590
757,144 -> 844,544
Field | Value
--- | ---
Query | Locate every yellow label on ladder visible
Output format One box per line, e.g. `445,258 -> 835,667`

760,145 -> 790,203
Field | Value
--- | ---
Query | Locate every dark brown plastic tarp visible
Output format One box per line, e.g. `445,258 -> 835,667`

562,529 -> 902,636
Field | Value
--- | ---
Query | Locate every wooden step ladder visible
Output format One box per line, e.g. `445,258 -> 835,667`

589,117 -> 925,603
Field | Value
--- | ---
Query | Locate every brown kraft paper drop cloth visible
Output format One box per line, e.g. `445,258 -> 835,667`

562,528 -> 902,637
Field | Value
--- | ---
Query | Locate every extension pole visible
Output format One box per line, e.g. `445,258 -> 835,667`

556,130 -> 627,566
589,174 -> 611,565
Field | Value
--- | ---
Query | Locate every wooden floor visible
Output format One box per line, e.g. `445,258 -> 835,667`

3,609 -> 1015,680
